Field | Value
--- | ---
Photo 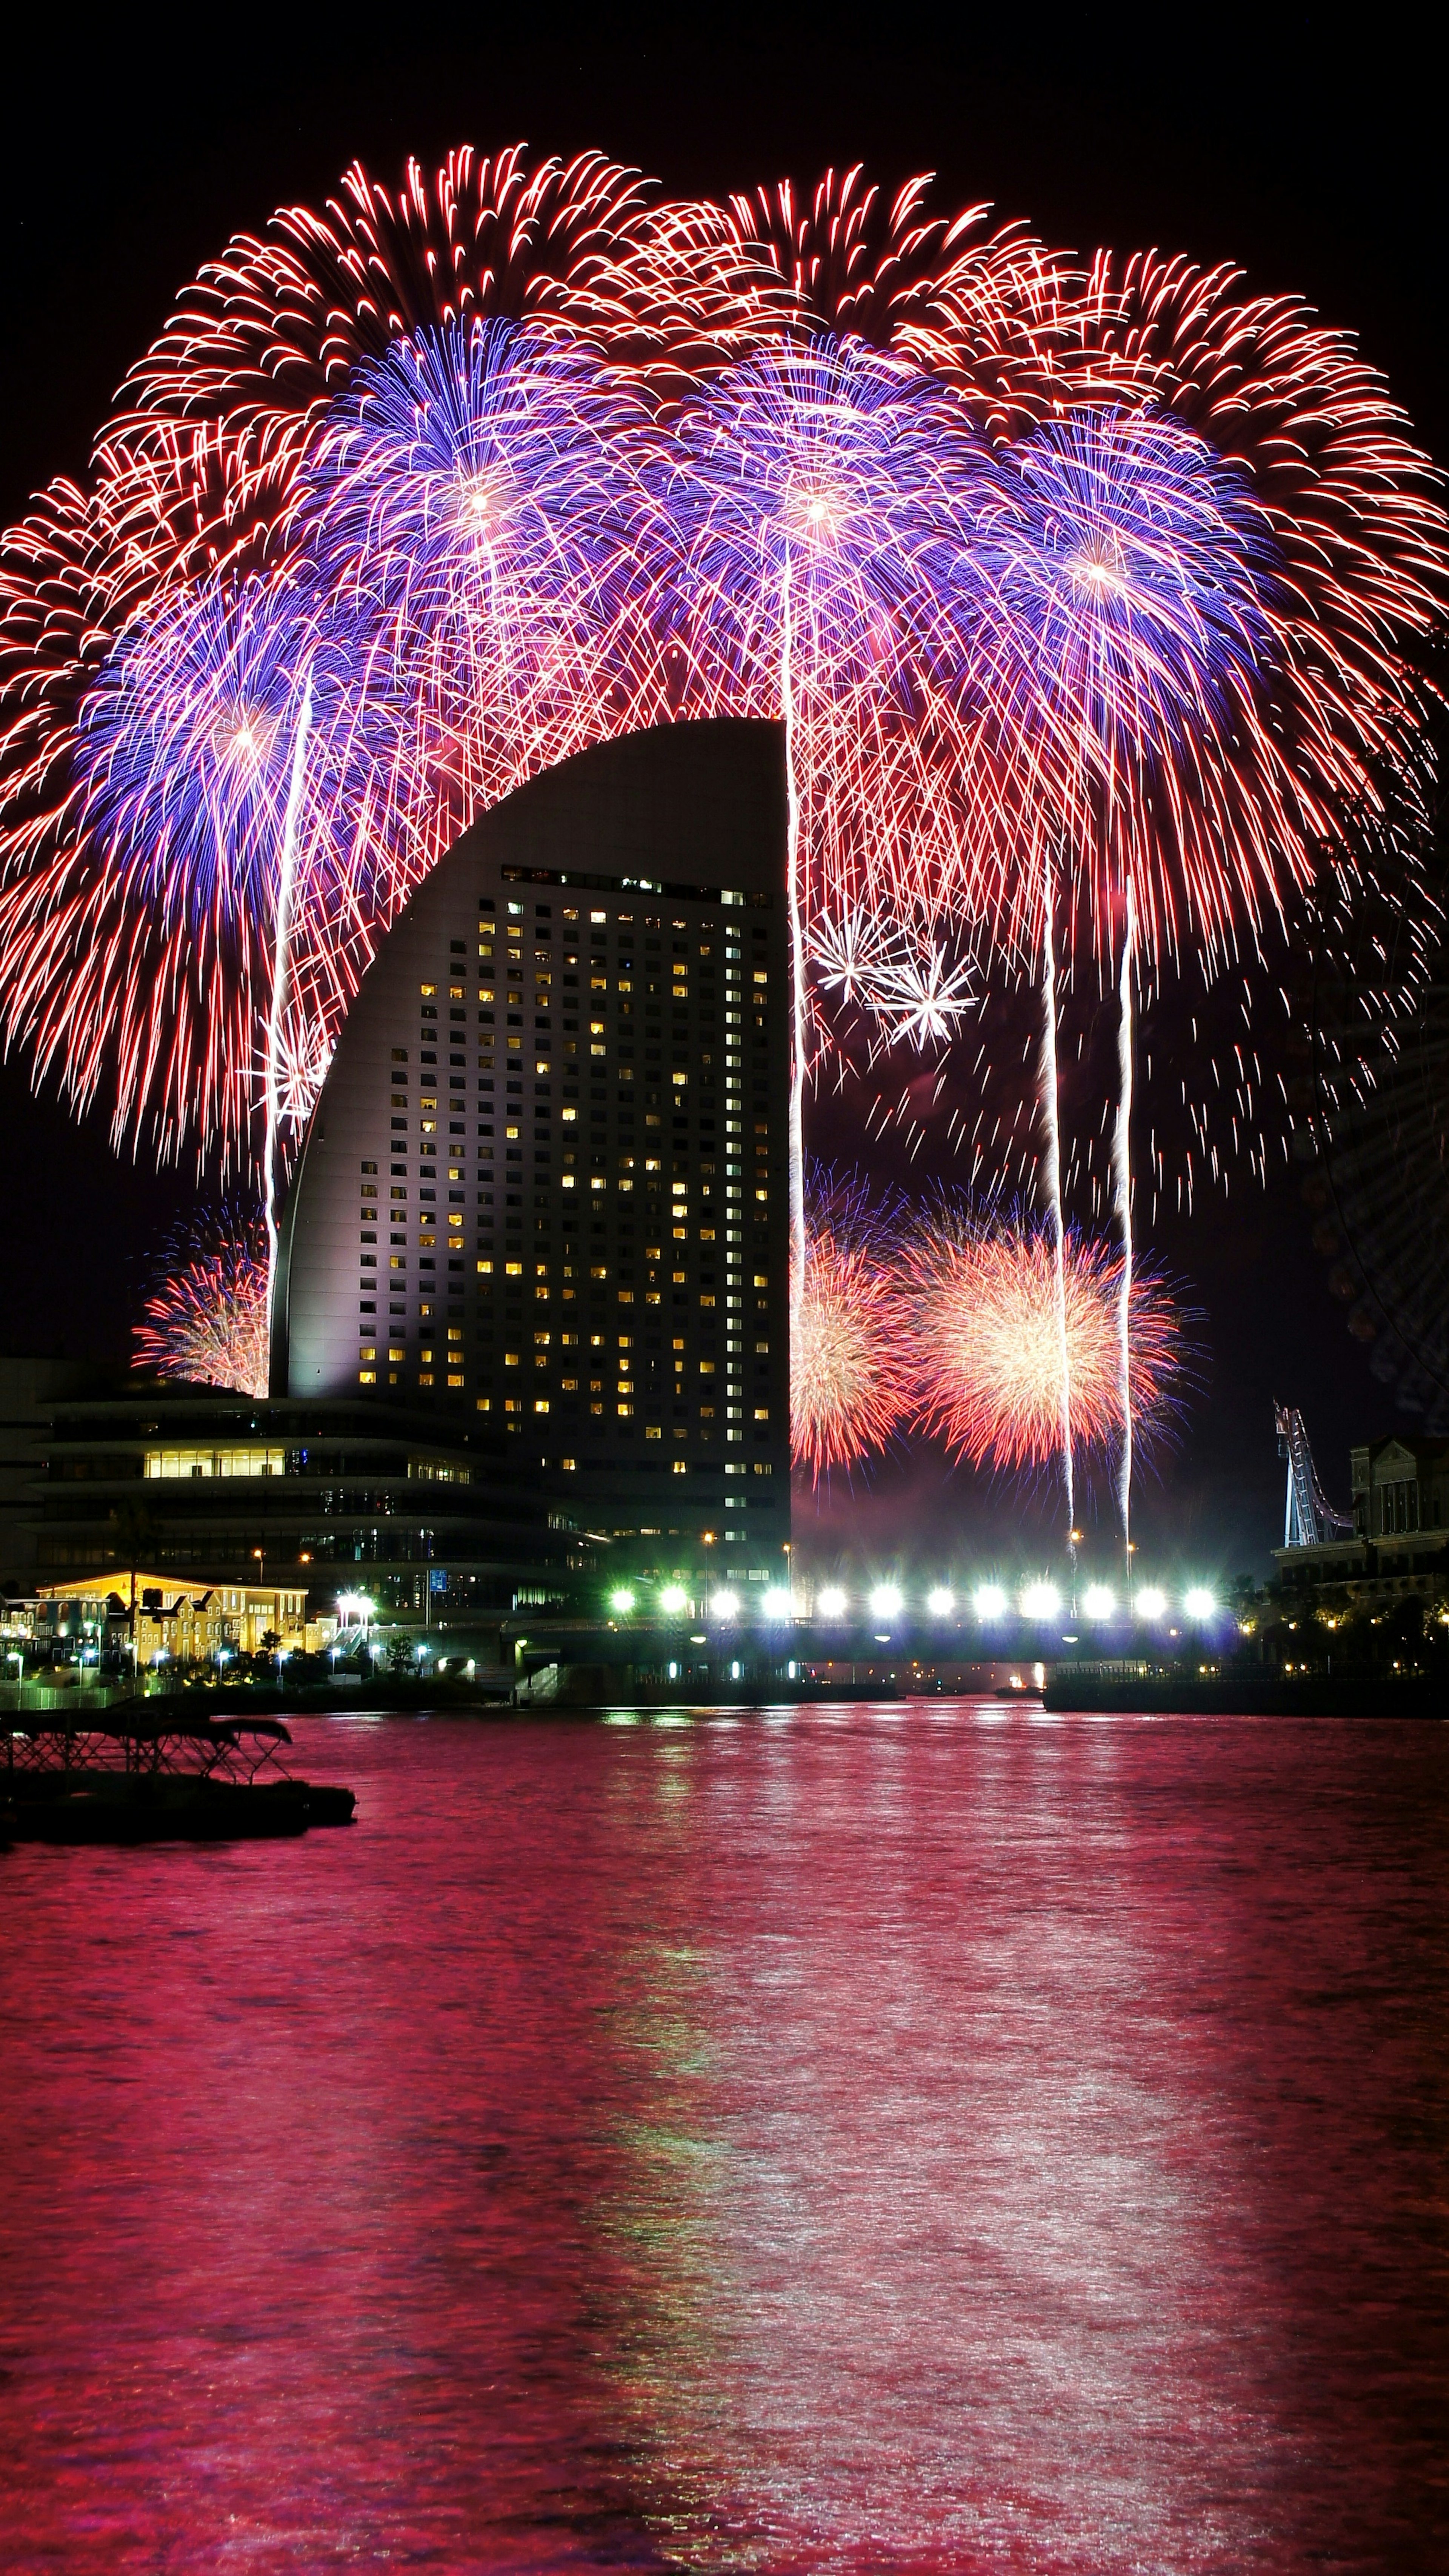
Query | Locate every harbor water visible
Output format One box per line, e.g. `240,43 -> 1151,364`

1,1706 -> 1444,2571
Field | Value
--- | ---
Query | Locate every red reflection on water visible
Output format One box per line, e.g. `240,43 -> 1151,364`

0,1709 -> 1444,2573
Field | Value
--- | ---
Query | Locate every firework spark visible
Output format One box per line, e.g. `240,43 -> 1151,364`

133,1207 -> 270,1396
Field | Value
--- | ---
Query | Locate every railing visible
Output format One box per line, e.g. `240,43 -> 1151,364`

2,1715 -> 295,1785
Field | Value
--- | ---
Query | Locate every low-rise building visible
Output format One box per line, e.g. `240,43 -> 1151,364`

22,1383 -> 603,1636
35,1571 -> 316,1667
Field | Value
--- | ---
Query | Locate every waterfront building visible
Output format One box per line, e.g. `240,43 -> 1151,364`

273,718 -> 792,1586
34,1570 -> 316,1667
25,1385 -> 596,1626
1273,1431 -> 1449,1606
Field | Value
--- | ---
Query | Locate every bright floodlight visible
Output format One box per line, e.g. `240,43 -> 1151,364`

609,1587 -> 636,1615
1020,1581 -> 1061,1619
336,1592 -> 374,1619
927,1587 -> 954,1616
761,1587 -> 792,1619
1084,1584 -> 1116,1619
659,1584 -> 688,1614
712,1589 -> 740,1619
1135,1586 -> 1166,1618
974,1583 -> 1007,1618
818,1585 -> 848,1615
1184,1586 -> 1217,1618
869,1584 -> 902,1618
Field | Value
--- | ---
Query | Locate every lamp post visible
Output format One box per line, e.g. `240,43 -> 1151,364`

700,1530 -> 715,1623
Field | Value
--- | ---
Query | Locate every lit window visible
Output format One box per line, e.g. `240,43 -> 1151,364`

672,1461 -> 687,1474
358,1369 -> 377,1384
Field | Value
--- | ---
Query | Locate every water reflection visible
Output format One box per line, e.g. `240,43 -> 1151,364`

0,1707 -> 1443,2571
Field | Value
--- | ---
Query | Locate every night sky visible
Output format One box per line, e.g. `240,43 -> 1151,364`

1,7 -> 1441,1581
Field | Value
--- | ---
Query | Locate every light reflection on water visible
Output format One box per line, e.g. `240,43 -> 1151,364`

0,1705 -> 1444,2573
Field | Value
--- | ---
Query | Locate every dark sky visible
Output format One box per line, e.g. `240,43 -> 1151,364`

1,4 -> 1441,1580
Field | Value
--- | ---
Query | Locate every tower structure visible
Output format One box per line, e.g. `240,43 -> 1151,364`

273,721 -> 792,1583
1276,1401 -> 1354,1547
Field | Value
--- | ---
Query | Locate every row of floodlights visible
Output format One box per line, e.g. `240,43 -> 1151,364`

610,1582 -> 1218,1622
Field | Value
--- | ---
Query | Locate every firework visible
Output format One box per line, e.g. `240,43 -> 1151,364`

133,1207 -> 270,1396
653,333 -> 1000,1292
0,145 -> 1440,1218
905,1205 -> 1186,1477
3,571 -> 388,1162
809,907 -> 977,1053
963,407 -> 1284,964
791,1171 -> 913,1482
301,319 -> 661,867
723,165 -> 1065,438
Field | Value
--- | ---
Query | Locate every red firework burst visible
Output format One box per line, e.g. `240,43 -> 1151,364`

791,1173 -> 912,1482
905,1210 -> 1186,1473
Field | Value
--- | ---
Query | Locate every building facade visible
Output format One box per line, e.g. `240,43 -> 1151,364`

27,1387 -> 597,1625
34,1570 -> 315,1667
274,719 -> 792,1585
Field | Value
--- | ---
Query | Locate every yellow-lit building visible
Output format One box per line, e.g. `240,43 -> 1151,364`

35,1572 -> 320,1664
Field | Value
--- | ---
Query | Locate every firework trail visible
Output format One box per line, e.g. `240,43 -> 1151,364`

954,407 -> 1282,1530
133,1207 -> 270,1396
1035,838 -> 1074,1521
1114,881 -> 1137,1549
791,1169 -> 912,1481
263,665 -> 314,1316
905,1203 -> 1186,1479
654,334 -> 998,1306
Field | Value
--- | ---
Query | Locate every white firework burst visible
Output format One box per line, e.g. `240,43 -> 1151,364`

809,909 -> 976,1051
252,1018 -> 334,1127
